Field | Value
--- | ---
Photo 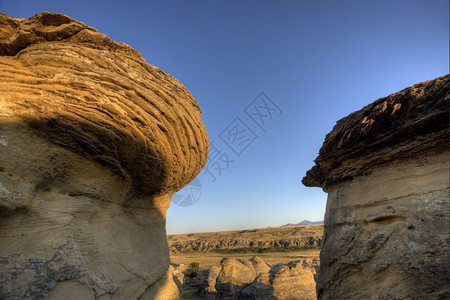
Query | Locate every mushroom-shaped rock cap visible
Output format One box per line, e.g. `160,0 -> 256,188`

0,12 -> 209,196
302,75 -> 449,190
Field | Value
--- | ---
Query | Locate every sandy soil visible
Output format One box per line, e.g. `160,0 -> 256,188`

168,225 -> 323,243
170,249 -> 320,269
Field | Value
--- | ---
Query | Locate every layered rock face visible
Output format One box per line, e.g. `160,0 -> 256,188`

303,75 -> 449,299
0,12 -> 208,299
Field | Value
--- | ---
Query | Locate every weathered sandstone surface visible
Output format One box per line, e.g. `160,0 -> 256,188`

233,259 -> 317,300
171,257 -> 318,299
0,12 -> 208,299
303,75 -> 449,299
215,257 -> 260,297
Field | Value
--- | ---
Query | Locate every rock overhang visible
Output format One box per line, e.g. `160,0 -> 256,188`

0,11 -> 209,197
302,75 -> 449,190
0,11 -> 209,299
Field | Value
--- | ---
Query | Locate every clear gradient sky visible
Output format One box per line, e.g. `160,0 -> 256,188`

1,1 -> 448,234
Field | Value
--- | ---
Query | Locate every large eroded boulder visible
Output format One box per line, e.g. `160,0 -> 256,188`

233,259 -> 317,300
215,258 -> 257,297
0,12 -> 208,299
303,75 -> 449,299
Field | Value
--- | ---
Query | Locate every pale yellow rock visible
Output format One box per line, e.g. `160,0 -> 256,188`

318,151 -> 450,299
140,268 -> 181,300
215,258 -> 257,297
270,261 -> 316,300
233,259 -> 317,300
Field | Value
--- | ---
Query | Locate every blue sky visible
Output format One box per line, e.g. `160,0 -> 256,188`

2,1 -> 448,234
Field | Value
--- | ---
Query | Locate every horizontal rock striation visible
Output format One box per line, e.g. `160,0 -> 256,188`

0,12 -> 208,196
303,75 -> 449,299
0,12 -> 208,299
303,75 -> 449,190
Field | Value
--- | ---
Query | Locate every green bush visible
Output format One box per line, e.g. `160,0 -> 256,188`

189,262 -> 199,269
182,262 -> 199,278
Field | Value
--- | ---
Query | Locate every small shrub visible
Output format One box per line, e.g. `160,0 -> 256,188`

182,262 -> 199,278
189,262 -> 199,269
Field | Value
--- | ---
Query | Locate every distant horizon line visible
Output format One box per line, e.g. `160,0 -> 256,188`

167,219 -> 324,235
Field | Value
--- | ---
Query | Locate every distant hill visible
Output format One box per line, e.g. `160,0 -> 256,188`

281,220 -> 324,227
167,224 -> 323,254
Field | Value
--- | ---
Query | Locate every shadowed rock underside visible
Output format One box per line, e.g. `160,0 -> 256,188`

303,75 -> 449,190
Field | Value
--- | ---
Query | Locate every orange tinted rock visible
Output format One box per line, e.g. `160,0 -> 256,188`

0,12 -> 208,299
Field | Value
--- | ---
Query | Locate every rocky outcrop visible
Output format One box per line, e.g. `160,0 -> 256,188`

203,266 -> 221,295
215,258 -> 258,297
248,257 -> 271,275
233,259 -> 318,300
0,12 -> 208,299
303,75 -> 449,299
169,237 -> 322,253
173,257 -> 317,299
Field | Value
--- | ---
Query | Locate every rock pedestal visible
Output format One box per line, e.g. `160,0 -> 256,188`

303,75 -> 449,299
0,12 -> 208,299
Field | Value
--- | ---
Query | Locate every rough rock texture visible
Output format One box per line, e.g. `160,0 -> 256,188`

248,257 -> 271,276
170,264 -> 186,291
303,75 -> 449,299
174,257 -> 317,299
233,259 -> 318,300
0,12 -> 208,299
202,266 -> 221,295
215,258 -> 257,297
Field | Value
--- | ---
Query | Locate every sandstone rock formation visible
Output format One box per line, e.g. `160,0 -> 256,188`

215,258 -> 258,297
303,75 -> 449,299
0,12 -> 208,299
172,257 -> 317,299
233,260 -> 318,300
203,265 -> 221,295
170,264 -> 186,292
248,257 -> 271,276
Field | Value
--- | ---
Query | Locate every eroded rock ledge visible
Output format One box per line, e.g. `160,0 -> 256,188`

0,12 -> 208,299
303,75 -> 449,190
303,75 -> 449,299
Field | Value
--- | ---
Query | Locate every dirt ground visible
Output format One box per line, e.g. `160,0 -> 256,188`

170,249 -> 320,268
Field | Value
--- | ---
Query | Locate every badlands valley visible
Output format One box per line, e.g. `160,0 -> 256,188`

0,11 -> 448,300
168,225 -> 323,299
